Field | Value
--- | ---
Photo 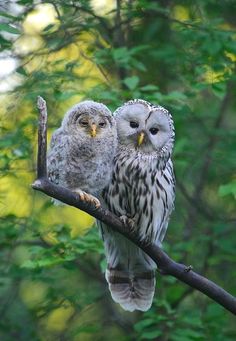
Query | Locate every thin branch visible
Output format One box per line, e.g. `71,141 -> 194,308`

32,96 -> 236,316
71,1 -> 112,43
36,96 -> 47,179
78,48 -> 112,86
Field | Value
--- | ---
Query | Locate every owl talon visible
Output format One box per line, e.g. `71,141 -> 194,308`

74,189 -> 101,208
120,215 -> 136,230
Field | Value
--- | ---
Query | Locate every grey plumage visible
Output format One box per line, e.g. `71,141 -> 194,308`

101,99 -> 175,312
47,100 -> 117,204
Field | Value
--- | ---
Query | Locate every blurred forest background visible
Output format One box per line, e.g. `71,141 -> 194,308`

0,0 -> 236,340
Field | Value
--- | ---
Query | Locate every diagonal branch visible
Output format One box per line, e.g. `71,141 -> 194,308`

32,96 -> 236,315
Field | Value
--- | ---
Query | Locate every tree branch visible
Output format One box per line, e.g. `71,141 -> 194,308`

36,96 -> 47,179
32,96 -> 236,315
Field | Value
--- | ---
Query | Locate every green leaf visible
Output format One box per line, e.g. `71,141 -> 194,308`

43,23 -> 56,32
16,66 -> 27,76
140,84 -> 159,92
123,76 -> 139,90
113,47 -> 129,61
134,318 -> 155,332
165,91 -> 187,102
132,60 -> 147,71
0,11 -> 17,20
218,180 -> 236,199
0,23 -> 20,34
141,330 -> 162,339
211,82 -> 226,99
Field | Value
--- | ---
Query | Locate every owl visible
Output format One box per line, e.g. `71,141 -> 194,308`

101,99 -> 175,312
47,100 -> 117,206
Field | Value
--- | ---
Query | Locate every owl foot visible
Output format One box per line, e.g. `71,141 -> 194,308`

73,189 -> 101,208
120,215 -> 136,231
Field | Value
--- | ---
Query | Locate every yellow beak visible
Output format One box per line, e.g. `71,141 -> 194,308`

137,132 -> 145,146
90,123 -> 97,137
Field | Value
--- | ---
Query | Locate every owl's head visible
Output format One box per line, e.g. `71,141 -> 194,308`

62,100 -> 115,139
114,99 -> 175,157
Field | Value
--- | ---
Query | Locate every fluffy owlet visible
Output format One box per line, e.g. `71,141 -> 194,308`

47,100 -> 117,206
101,99 -> 175,312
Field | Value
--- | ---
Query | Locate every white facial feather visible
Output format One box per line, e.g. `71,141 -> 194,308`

114,99 -> 174,155
145,109 -> 173,151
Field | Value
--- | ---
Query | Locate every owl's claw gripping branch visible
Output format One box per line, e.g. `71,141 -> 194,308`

32,96 -> 236,316
120,215 -> 135,229
73,189 -> 101,208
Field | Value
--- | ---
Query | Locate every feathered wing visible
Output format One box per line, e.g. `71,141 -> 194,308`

100,155 -> 175,312
47,129 -> 73,205
47,128 -> 68,186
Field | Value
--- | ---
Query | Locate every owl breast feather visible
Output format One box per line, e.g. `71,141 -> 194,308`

48,131 -> 116,197
104,148 -> 175,243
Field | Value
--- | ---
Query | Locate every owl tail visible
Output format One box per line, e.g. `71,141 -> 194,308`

105,267 -> 156,312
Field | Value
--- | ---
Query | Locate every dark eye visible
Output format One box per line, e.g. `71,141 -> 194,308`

99,122 -> 106,127
130,121 -> 139,128
149,127 -> 159,135
79,120 -> 88,126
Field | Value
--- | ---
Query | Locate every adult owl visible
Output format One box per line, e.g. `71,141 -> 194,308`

101,99 -> 175,312
47,100 -> 117,206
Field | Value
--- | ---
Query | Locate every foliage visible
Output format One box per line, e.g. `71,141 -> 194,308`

0,0 -> 236,340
